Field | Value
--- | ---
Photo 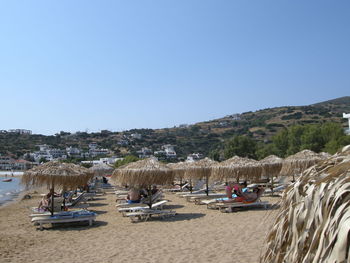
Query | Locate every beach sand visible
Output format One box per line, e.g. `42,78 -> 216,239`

0,189 -> 280,263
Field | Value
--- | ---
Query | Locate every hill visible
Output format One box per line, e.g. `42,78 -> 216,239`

1,96 -> 349,159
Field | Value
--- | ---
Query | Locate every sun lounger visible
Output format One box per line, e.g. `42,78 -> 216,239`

215,201 -> 270,212
175,180 -> 206,195
31,210 -> 97,230
118,200 -> 168,216
125,209 -> 176,222
163,182 -> 190,192
64,192 -> 89,209
31,197 -> 65,213
116,191 -> 164,208
190,194 -> 227,204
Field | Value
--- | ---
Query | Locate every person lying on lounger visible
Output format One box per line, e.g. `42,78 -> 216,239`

225,181 -> 247,199
222,186 -> 264,203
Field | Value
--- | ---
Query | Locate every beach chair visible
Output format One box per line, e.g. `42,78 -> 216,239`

125,209 -> 176,222
31,210 -> 97,230
190,193 -> 227,204
31,197 -> 64,214
175,180 -> 206,196
214,188 -> 269,212
64,192 -> 89,209
118,200 -> 168,216
115,190 -> 164,208
163,182 -> 190,192
216,200 -> 270,213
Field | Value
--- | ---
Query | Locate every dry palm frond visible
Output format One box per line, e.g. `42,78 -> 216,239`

21,161 -> 93,189
112,157 -> 174,187
212,156 -> 262,182
260,149 -> 350,263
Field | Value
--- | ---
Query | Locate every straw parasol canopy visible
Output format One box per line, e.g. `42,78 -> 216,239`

259,155 -> 283,179
260,150 -> 350,263
184,158 -> 218,195
112,157 -> 174,187
279,149 -> 330,177
184,158 -> 218,180
89,163 -> 114,177
213,156 -> 262,182
167,162 -> 188,182
22,161 -> 94,189
21,161 -> 94,216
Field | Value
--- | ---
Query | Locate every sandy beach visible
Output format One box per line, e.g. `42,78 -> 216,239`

0,189 -> 280,263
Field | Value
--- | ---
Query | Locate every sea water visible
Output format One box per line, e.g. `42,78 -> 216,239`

0,172 -> 24,206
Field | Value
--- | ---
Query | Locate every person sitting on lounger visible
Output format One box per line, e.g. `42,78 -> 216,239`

37,188 -> 59,210
126,188 -> 141,204
37,195 -> 50,211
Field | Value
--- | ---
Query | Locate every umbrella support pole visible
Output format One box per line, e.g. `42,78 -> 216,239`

206,176 -> 209,196
51,185 -> 54,217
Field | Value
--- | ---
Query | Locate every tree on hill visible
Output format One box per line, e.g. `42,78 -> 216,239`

114,155 -> 139,168
224,135 -> 257,159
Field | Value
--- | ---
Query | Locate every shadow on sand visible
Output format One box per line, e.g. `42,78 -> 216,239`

163,204 -> 185,209
160,212 -> 206,222
88,202 -> 108,207
89,197 -> 106,201
38,220 -> 108,231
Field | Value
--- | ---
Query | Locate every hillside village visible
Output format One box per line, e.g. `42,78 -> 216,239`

0,96 -> 350,171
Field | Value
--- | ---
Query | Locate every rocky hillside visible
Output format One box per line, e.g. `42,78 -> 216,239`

1,96 -> 349,159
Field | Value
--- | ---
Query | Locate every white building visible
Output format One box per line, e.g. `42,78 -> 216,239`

66,146 -> 81,157
187,153 -> 204,162
32,145 -> 67,162
8,129 -> 32,135
161,145 -> 177,159
131,133 -> 142,140
137,147 -> 153,158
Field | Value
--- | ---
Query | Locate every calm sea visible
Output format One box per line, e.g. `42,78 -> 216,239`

0,171 -> 24,206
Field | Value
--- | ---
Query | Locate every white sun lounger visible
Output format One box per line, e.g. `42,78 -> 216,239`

216,201 -> 270,213
118,200 -> 168,216
125,209 -> 176,222
31,211 -> 97,230
116,191 -> 164,208
187,193 -> 226,203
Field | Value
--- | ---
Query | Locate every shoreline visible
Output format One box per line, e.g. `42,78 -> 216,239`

0,171 -> 24,177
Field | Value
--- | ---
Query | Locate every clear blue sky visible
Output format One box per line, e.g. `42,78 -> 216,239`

0,1 -> 349,135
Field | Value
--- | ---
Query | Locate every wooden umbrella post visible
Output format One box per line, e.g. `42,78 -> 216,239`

205,175 -> 209,196
51,185 -> 54,217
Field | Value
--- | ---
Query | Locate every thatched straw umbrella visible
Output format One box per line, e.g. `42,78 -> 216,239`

112,157 -> 174,208
184,158 -> 218,196
21,161 -> 93,216
259,155 -> 283,194
260,150 -> 350,263
212,156 -> 262,183
89,163 -> 114,177
167,162 -> 188,186
279,150 -> 330,181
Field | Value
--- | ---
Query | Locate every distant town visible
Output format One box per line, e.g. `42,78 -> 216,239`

0,131 -> 204,171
